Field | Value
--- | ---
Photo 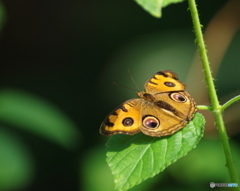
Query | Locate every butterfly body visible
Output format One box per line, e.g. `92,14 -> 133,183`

100,70 -> 197,137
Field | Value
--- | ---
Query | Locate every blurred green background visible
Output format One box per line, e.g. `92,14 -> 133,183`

0,0 -> 239,191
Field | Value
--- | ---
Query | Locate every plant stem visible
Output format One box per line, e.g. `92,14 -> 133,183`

197,105 -> 212,111
188,0 -> 239,187
221,95 -> 240,112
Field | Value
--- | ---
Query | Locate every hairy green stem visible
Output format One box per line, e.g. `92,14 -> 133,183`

221,95 -> 240,112
197,105 -> 212,111
188,0 -> 239,187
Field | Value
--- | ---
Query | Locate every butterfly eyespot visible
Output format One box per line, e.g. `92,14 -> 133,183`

122,117 -> 134,126
164,81 -> 175,87
170,93 -> 187,103
143,116 -> 160,129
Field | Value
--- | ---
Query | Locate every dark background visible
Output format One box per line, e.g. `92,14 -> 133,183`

0,0 -> 239,191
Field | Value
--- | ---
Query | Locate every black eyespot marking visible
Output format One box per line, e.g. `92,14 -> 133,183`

142,115 -> 160,129
164,81 -> 175,87
170,93 -> 187,102
122,117 -> 134,126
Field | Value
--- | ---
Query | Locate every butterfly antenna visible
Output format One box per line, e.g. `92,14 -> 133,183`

113,82 -> 138,93
127,69 -> 140,91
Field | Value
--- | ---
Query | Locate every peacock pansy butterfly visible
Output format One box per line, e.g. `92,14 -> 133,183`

100,70 -> 197,137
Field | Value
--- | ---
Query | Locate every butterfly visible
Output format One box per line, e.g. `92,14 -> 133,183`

100,70 -> 197,137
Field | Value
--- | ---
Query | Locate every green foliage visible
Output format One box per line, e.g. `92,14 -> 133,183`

106,113 -> 205,191
0,89 -> 81,190
82,139 -> 240,191
81,147 -> 115,191
0,89 -> 80,149
82,146 -> 163,191
0,129 -> 33,191
134,0 -> 162,18
162,0 -> 186,7
134,0 -> 185,18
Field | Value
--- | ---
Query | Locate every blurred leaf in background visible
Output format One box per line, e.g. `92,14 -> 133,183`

0,89 -> 80,149
0,89 -> 81,190
134,0 -> 162,18
134,0 -> 185,18
81,146 -> 114,191
0,129 -> 34,191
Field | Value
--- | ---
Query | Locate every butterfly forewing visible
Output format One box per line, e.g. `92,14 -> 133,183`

144,70 -> 186,94
100,99 -> 143,136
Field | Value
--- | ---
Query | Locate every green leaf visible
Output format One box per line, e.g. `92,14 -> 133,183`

134,0 -> 162,18
106,113 -> 205,191
162,0 -> 186,8
0,89 -> 80,149
134,0 -> 186,18
81,147 -> 114,191
0,129 -> 34,191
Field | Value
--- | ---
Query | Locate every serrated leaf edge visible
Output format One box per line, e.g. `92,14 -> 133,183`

107,113 -> 205,191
